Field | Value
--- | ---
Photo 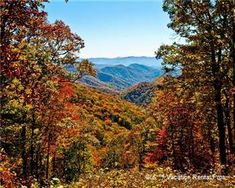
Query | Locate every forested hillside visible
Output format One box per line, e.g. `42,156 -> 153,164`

121,81 -> 159,106
97,64 -> 162,89
77,75 -> 119,93
69,63 -> 162,91
1,0 -> 235,187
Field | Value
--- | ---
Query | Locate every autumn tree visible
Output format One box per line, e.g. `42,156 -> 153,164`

0,0 -> 84,186
145,80 -> 215,172
76,59 -> 97,79
156,0 -> 234,171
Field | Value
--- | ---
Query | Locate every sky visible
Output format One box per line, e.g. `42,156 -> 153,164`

45,0 -> 176,58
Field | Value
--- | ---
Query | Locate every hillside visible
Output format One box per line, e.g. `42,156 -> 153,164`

73,62 -> 162,91
97,64 -> 162,89
77,75 -> 119,94
97,71 -> 131,90
73,83 -> 145,131
121,81 -> 159,106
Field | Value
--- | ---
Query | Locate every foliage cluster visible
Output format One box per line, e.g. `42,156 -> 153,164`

1,0 -> 235,187
143,0 -> 235,175
0,0 -> 144,186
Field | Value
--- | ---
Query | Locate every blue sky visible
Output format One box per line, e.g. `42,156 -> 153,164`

45,0 -> 175,58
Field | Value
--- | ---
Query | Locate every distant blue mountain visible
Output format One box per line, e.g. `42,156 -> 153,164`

97,71 -> 131,90
68,56 -> 163,91
77,75 -> 119,94
97,63 -> 162,90
89,56 -> 162,68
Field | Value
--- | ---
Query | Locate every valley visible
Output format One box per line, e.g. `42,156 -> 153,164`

1,0 -> 234,187
73,56 -> 163,92
76,57 -> 163,106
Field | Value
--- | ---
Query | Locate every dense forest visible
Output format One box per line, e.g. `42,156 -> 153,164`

0,0 -> 234,187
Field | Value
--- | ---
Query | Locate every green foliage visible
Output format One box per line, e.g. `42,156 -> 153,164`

76,59 -> 97,79
64,139 -> 93,182
50,178 -> 61,188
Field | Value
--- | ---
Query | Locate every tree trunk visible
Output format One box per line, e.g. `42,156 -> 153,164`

46,133 -> 51,180
211,42 -> 227,166
21,125 -> 27,179
35,145 -> 40,180
232,4 -> 235,154
233,94 -> 235,153
224,95 -> 234,153
215,89 -> 226,165
52,150 -> 56,177
30,109 -> 36,176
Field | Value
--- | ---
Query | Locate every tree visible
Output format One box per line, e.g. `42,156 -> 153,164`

76,59 -> 97,79
63,138 -> 93,182
145,82 -> 214,172
156,0 -> 234,170
0,0 -> 84,185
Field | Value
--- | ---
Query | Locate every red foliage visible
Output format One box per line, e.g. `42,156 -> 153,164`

145,88 -> 214,172
0,152 -> 17,188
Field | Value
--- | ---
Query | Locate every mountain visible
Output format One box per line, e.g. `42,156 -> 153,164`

89,56 -> 162,68
97,64 -> 162,89
77,75 -> 119,94
74,83 -> 144,130
67,57 -> 163,91
97,71 -> 131,90
121,81 -> 158,106
121,77 -> 165,106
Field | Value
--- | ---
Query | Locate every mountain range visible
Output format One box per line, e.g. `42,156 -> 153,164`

68,56 -> 163,92
90,56 -> 162,68
96,63 -> 162,90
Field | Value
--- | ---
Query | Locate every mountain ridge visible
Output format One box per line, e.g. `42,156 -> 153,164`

70,56 -> 163,91
121,81 -> 159,106
97,63 -> 162,89
88,56 -> 162,68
